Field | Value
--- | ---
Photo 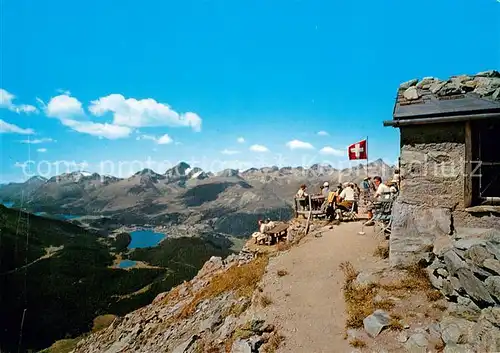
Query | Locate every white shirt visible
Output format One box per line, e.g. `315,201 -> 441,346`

375,183 -> 391,199
339,186 -> 355,201
296,188 -> 308,198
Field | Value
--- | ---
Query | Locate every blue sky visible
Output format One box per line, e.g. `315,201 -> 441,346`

1,0 -> 499,182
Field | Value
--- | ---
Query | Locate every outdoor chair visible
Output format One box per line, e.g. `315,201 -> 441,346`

373,198 -> 394,237
342,201 -> 358,222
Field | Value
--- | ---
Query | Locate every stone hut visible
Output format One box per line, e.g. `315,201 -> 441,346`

384,70 -> 500,267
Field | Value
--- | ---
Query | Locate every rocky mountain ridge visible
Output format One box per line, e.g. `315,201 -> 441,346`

1,160 -> 394,240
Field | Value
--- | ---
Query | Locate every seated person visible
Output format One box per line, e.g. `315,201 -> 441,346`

295,184 -> 309,210
364,176 -> 391,226
337,182 -> 356,213
252,219 -> 271,244
387,181 -> 398,196
373,176 -> 391,200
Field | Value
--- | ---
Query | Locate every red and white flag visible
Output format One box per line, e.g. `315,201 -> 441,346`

348,140 -> 367,160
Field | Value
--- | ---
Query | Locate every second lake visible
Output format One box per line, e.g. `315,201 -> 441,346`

128,229 -> 166,249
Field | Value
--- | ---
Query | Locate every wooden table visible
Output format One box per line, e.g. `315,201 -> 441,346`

265,223 -> 289,245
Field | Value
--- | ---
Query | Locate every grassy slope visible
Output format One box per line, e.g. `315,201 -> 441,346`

0,206 -> 232,353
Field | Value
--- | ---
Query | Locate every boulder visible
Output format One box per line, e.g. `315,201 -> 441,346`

481,306 -> 500,327
437,268 -> 449,277
231,339 -> 251,353
400,79 -> 419,90
363,310 -> 391,338
485,242 -> 500,261
440,316 -> 474,345
390,202 -> 452,268
404,333 -> 429,353
354,271 -> 379,287
476,70 -> 500,78
448,296 -> 481,321
484,276 -> 500,302
456,268 -> 495,305
483,258 -> 500,275
465,245 -> 493,266
454,238 -> 488,250
403,86 -> 420,100
443,250 -> 468,276
470,314 -> 500,352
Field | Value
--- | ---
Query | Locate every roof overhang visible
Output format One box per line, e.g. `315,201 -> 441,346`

384,111 -> 500,127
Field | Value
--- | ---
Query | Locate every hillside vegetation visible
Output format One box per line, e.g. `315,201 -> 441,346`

0,205 -> 232,353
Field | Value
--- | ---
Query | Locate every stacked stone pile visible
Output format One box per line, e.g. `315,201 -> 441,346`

426,229 -> 500,352
399,70 -> 500,102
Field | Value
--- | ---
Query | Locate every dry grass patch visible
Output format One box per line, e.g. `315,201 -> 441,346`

178,255 -> 269,319
375,299 -> 396,311
381,264 -> 432,292
277,269 -> 288,277
349,338 -> 367,348
388,318 -> 404,331
276,241 -> 292,252
263,333 -> 285,353
260,294 -> 273,307
427,290 -> 443,301
91,314 -> 117,333
432,302 -> 447,311
374,244 -> 389,259
340,261 -> 378,329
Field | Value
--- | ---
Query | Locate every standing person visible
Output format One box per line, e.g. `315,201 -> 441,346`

392,169 -> 401,189
321,182 -> 330,198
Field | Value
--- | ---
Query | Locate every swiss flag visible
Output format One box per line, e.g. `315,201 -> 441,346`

348,140 -> 367,160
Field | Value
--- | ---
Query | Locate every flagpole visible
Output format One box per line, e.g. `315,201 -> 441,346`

366,136 -> 369,178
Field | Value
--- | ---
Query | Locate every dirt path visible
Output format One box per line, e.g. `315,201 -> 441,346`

258,222 -> 383,353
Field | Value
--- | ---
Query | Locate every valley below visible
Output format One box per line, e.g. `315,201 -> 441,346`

0,160 -> 393,352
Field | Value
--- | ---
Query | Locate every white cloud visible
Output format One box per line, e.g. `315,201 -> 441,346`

0,88 -> 38,114
157,134 -> 173,144
136,133 -> 173,144
89,94 -> 202,132
37,148 -> 47,153
46,94 -> 84,119
249,144 -> 269,153
0,119 -> 35,135
320,146 -> 344,156
317,131 -> 329,136
20,138 -> 55,144
221,149 -> 240,155
237,137 -> 245,143
60,119 -> 132,139
286,139 -> 314,150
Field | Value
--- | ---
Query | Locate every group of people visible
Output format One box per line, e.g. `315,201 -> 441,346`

251,218 -> 276,244
295,169 -> 400,223
295,181 -> 359,221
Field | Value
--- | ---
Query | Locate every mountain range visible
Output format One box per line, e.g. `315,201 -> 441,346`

0,160 -> 395,239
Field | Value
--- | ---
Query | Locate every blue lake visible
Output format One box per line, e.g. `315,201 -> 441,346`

1,201 -> 14,208
118,260 -> 137,268
129,230 -> 166,248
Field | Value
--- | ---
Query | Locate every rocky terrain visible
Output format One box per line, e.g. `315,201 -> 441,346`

0,160 -> 394,240
60,221 -> 312,353
425,228 -> 500,352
